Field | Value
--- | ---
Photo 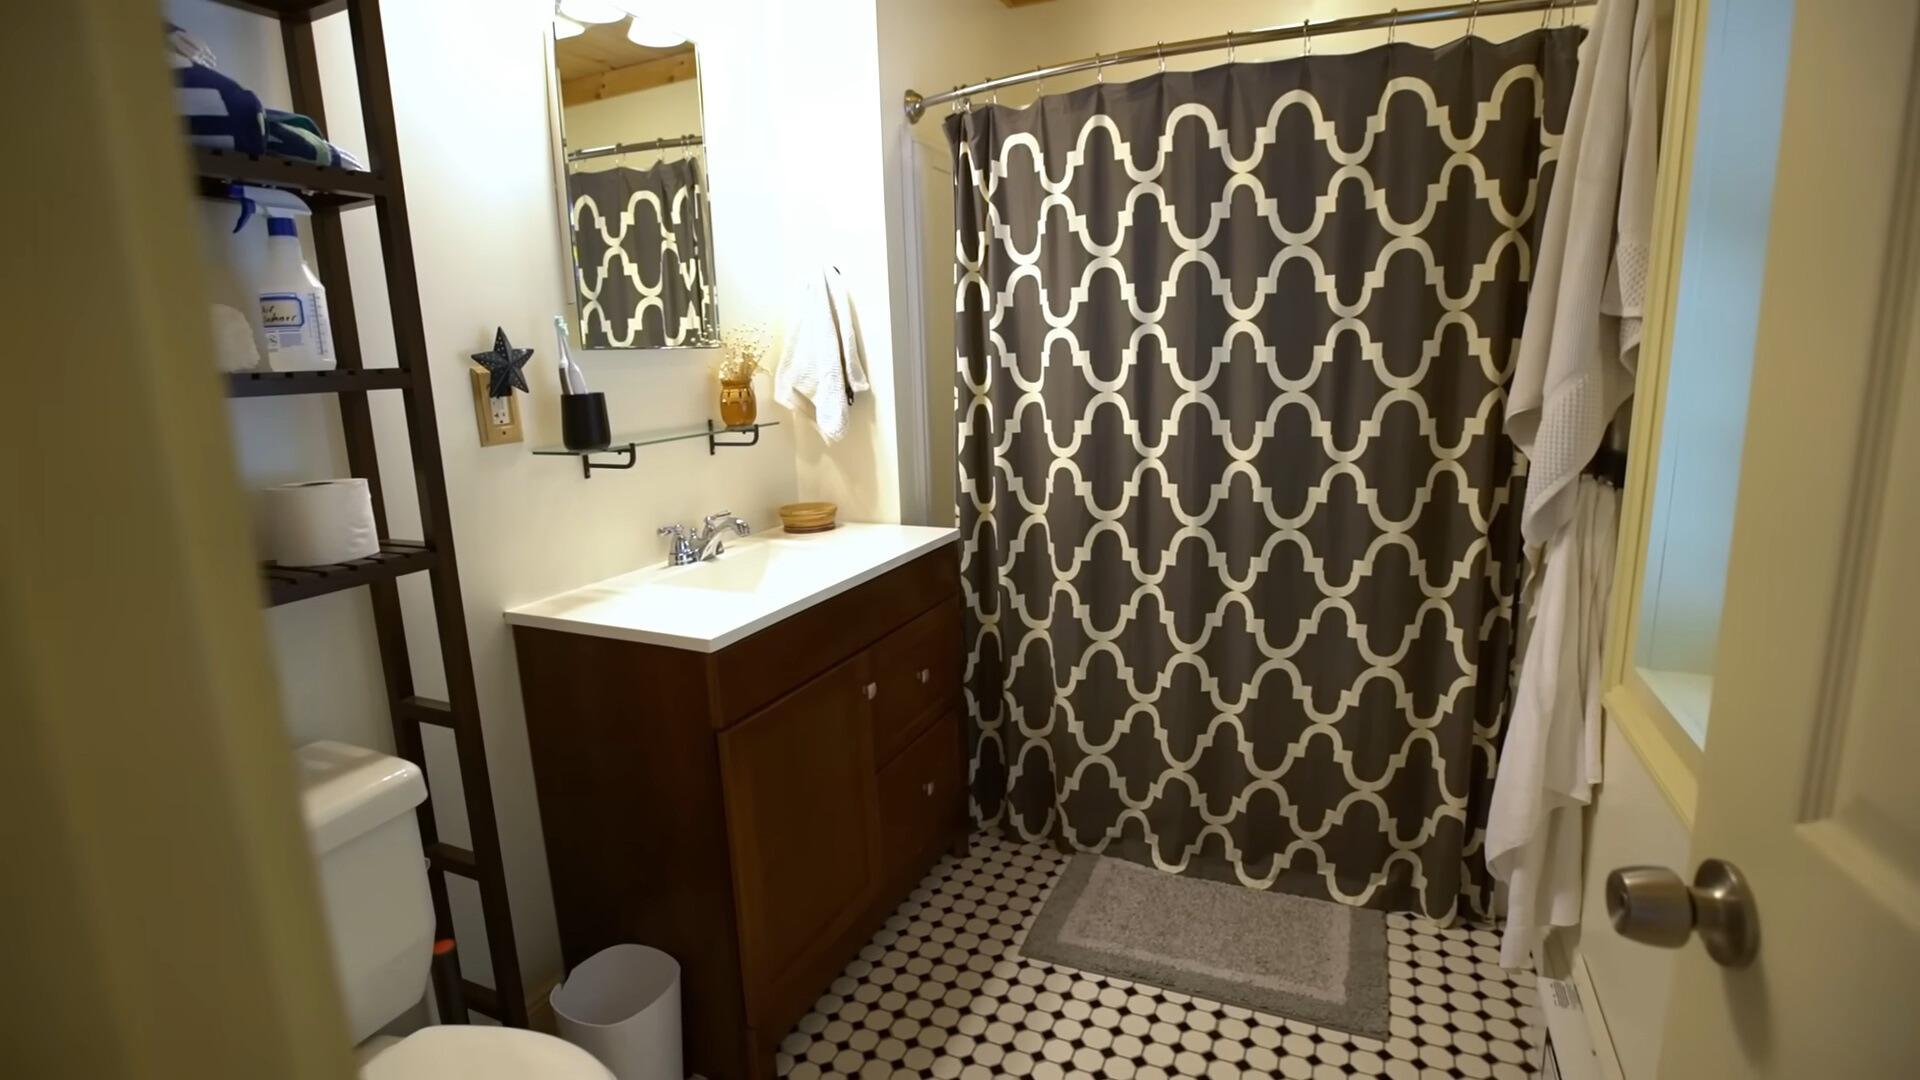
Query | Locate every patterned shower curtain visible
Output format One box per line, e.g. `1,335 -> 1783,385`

949,29 -> 1580,922
568,156 -> 716,348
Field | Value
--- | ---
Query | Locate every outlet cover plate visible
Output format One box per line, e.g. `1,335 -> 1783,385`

470,368 -> 524,447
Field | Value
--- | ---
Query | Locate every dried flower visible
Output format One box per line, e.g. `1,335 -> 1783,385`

715,326 -> 771,382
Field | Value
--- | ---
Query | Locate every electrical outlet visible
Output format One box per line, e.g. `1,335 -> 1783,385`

470,368 -> 524,447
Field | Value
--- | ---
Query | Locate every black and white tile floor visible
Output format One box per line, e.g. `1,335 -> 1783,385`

777,832 -> 1544,1080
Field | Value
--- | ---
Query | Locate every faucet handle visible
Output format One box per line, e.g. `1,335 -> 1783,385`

658,523 -> 696,566
702,510 -> 736,530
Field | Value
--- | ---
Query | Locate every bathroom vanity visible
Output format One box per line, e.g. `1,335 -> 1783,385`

508,524 -> 965,1080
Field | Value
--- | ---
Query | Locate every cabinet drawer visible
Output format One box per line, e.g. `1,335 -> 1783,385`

876,710 -> 963,882
711,545 -> 959,727
867,599 -> 962,764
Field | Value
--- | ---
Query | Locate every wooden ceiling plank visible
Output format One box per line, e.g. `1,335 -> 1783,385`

560,50 -> 698,108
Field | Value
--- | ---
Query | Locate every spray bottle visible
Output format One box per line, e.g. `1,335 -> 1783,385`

257,208 -> 336,370
224,184 -> 336,371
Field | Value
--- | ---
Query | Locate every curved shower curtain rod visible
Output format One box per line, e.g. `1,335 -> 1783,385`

902,0 -> 1596,122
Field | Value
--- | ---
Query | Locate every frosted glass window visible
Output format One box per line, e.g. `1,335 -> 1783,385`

1634,0 -> 1794,747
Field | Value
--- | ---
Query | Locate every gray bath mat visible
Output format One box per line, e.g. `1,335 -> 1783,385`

1020,854 -> 1390,1038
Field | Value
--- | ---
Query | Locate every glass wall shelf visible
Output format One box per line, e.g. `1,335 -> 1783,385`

532,421 -> 777,477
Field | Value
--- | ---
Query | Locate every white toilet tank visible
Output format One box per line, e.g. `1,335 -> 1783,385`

296,741 -> 436,1045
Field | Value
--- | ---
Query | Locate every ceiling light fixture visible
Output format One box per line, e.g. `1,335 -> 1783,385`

626,17 -> 688,49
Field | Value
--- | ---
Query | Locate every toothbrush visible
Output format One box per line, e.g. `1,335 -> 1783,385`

554,316 -> 589,395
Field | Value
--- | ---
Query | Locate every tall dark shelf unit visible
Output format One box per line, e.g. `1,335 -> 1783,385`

206,0 -> 526,1026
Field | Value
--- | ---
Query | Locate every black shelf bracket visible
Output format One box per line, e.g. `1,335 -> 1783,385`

708,419 -> 764,454
580,444 -> 639,478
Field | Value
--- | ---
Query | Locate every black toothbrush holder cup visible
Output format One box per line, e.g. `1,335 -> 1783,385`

560,392 -> 611,451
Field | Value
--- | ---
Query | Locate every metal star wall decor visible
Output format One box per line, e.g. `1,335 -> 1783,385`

471,326 -> 533,398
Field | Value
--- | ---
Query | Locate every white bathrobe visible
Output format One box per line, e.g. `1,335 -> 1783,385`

1508,0 -> 1658,549
775,267 -> 871,443
1488,477 -> 1620,969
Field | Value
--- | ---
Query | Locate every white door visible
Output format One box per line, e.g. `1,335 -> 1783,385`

1654,2 -> 1920,1073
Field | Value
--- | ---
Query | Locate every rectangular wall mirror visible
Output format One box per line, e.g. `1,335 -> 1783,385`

551,6 -> 717,349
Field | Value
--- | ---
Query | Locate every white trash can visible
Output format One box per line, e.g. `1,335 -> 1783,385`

550,944 -> 683,1080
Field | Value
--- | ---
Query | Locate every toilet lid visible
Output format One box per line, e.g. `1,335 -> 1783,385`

360,1026 -> 614,1080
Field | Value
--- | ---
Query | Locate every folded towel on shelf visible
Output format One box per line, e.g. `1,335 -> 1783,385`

774,267 -> 870,442
262,108 -> 366,171
170,25 -> 365,171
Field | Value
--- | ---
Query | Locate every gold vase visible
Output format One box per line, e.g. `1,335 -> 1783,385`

718,377 -> 757,428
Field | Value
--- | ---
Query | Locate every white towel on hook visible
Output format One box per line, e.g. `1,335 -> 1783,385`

775,267 -> 870,442
1487,477 -> 1620,969
1509,0 -> 1658,548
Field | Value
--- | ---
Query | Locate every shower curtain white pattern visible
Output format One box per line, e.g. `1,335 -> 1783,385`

952,29 -> 1584,921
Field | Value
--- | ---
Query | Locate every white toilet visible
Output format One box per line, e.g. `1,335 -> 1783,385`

296,740 -> 614,1079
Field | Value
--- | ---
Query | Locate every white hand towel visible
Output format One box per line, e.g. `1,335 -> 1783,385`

1487,477 -> 1620,969
1509,0 -> 1658,548
774,267 -> 870,442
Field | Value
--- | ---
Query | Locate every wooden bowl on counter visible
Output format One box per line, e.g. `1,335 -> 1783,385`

778,502 -> 838,534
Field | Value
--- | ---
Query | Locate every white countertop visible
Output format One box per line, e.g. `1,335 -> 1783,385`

504,523 -> 960,652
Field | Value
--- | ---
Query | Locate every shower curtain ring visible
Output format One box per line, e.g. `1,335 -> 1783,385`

1226,31 -> 1235,64
1388,10 -> 1398,45
1095,53 -> 1104,83
1303,20 -> 1313,56
1542,0 -> 1557,28
1157,42 -> 1166,74
1467,0 -> 1481,38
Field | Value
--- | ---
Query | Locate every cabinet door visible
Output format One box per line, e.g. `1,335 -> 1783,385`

717,654 -> 878,1027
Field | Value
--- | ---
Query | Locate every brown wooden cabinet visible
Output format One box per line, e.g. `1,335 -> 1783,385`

514,544 -> 966,1080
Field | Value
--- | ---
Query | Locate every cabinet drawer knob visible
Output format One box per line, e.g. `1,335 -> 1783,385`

864,682 -> 878,700
923,781 -> 935,796
916,668 -> 930,684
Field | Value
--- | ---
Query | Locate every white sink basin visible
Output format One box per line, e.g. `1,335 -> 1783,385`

504,523 -> 960,652
652,541 -> 808,594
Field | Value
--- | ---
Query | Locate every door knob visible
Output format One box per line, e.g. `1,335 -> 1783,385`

916,668 -> 930,684
864,682 -> 877,701
1605,858 -> 1759,968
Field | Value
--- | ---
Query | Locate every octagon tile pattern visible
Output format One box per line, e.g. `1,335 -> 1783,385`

774,833 -> 1545,1080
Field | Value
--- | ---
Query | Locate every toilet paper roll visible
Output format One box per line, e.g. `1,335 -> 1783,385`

259,478 -> 381,567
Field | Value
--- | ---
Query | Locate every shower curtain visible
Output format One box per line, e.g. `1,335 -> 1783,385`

949,29 -> 1580,921
568,156 -> 716,348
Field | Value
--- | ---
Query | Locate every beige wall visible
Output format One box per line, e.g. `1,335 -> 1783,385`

170,0 -> 904,1010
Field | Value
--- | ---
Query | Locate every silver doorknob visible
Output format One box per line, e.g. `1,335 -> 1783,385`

1605,858 -> 1759,968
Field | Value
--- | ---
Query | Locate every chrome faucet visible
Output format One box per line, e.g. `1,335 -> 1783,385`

658,511 -> 751,566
